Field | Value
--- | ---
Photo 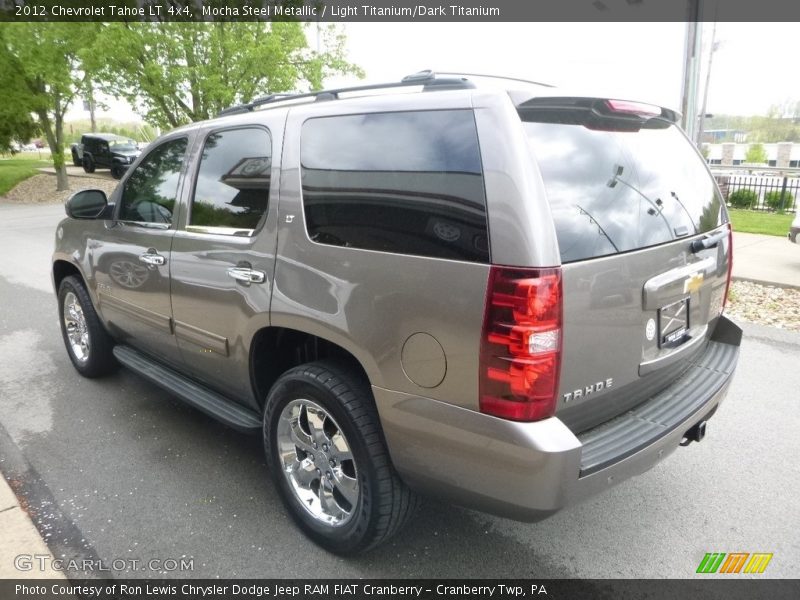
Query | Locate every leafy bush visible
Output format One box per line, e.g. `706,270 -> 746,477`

764,190 -> 795,211
744,143 -> 768,164
728,188 -> 758,208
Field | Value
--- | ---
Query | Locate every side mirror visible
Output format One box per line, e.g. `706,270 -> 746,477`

65,189 -> 109,220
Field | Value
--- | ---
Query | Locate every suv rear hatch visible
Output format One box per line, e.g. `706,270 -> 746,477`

516,96 -> 734,439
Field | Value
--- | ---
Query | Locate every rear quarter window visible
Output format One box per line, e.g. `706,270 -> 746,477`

523,115 -> 724,263
300,110 -> 489,263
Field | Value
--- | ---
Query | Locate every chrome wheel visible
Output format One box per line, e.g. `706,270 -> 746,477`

63,291 -> 89,363
276,399 -> 359,527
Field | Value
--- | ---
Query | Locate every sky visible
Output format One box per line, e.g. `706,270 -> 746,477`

70,22 -> 797,124
704,22 -> 798,115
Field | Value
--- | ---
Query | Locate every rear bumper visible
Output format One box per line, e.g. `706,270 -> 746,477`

374,316 -> 741,521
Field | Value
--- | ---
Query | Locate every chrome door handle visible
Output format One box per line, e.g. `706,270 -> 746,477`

226,267 -> 266,284
139,252 -> 165,266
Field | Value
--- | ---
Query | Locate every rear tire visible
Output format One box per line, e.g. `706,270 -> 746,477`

57,276 -> 117,378
82,156 -> 95,173
263,361 -> 420,554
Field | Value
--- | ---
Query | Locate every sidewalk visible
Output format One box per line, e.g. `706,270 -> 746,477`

732,232 -> 800,289
0,476 -> 64,579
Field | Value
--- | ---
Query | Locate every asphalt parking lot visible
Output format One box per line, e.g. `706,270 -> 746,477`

0,202 -> 798,579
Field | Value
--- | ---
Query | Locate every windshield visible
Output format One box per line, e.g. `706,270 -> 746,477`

522,115 -> 724,263
109,139 -> 137,152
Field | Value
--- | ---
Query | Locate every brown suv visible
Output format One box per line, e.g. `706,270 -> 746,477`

53,72 -> 741,554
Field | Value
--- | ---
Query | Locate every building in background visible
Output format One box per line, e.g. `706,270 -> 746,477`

705,142 -> 800,167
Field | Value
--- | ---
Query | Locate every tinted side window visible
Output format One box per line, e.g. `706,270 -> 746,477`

300,110 -> 488,263
119,138 -> 187,225
522,117 -> 723,263
189,128 -> 272,232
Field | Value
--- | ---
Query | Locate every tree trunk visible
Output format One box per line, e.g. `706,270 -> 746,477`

54,111 -> 68,192
38,107 -> 69,192
88,86 -> 97,133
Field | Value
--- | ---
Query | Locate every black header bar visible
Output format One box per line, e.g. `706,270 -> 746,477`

2,579 -> 799,600
1,0 -> 800,22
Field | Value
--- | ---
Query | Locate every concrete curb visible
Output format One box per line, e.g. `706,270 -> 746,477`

731,275 -> 800,291
36,167 -> 113,181
0,475 -> 65,579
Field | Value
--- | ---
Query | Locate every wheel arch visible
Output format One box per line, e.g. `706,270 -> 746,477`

53,259 -> 84,292
249,326 -> 375,409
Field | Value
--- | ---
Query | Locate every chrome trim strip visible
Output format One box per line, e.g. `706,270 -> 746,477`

184,225 -> 254,237
98,292 -> 173,333
174,320 -> 229,356
642,256 -> 716,310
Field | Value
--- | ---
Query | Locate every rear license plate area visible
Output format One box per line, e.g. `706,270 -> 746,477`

658,297 -> 690,347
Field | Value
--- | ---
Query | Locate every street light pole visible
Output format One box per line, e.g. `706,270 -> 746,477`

680,0 -> 703,140
696,20 -> 719,147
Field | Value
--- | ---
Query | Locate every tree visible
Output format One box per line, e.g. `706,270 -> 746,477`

0,23 -> 96,190
86,22 -> 363,130
744,143 -> 768,164
0,71 -> 37,153
705,113 -> 800,143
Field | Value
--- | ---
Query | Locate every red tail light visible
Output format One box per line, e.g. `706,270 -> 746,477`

605,99 -> 662,117
723,223 -> 733,310
479,266 -> 563,421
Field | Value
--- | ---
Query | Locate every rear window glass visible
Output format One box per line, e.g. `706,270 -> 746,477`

300,110 -> 489,263
522,115 -> 724,263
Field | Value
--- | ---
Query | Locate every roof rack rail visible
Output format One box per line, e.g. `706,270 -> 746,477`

433,71 -> 555,88
217,70 -> 475,117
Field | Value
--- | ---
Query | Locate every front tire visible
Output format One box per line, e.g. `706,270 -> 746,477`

57,276 -> 117,378
263,361 -> 419,554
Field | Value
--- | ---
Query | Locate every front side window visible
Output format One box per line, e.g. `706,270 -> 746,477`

300,110 -> 489,263
189,128 -> 272,232
118,137 -> 187,225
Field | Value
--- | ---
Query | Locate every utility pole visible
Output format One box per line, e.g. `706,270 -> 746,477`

696,21 -> 718,147
680,0 -> 703,141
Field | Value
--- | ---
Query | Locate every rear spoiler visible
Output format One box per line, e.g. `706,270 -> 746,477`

510,93 -> 680,131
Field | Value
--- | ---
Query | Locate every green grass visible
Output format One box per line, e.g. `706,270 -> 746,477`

728,208 -> 794,237
0,154 -> 51,196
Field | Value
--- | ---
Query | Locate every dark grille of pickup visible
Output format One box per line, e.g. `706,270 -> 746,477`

577,339 -> 739,476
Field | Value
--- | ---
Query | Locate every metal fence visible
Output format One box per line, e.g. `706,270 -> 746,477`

712,170 -> 800,213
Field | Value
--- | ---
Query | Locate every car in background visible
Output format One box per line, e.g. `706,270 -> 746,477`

72,133 -> 141,179
790,213 -> 800,243
70,139 -> 85,166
